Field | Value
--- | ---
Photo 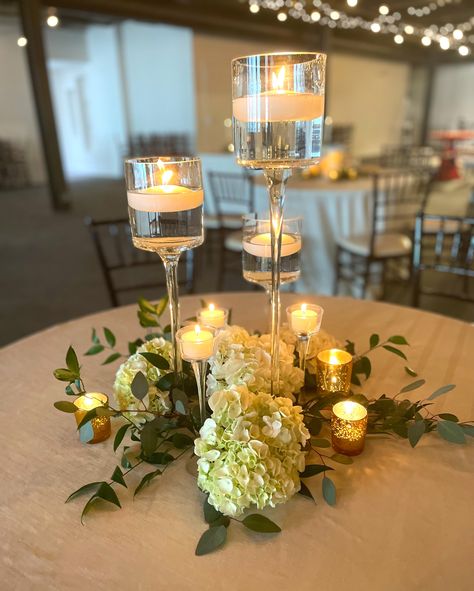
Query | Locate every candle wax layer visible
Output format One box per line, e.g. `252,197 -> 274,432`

233,92 -> 324,123
127,186 -> 204,213
243,233 -> 301,258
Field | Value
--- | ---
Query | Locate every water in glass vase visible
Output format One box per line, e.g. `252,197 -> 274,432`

233,116 -> 323,169
127,205 -> 204,253
242,232 -> 301,287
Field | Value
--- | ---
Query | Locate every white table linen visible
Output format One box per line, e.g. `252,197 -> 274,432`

2,293 -> 473,591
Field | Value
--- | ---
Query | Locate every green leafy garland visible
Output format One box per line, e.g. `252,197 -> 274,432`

53,296 -> 473,555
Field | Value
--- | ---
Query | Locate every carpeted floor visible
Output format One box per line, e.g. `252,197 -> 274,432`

0,177 -> 472,347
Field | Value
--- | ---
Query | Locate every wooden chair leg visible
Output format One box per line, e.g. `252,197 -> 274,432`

360,258 -> 370,300
333,246 -> 341,296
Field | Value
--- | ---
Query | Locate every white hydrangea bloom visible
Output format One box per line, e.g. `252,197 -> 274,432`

208,326 -> 304,399
113,337 -> 173,424
194,384 -> 310,517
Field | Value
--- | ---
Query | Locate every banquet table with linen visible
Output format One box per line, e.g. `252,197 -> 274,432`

1,293 -> 473,591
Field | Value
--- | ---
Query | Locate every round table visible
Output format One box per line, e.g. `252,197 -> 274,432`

1,293 -> 473,591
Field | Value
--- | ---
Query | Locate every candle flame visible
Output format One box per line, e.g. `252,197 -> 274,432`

272,66 -> 285,91
329,354 -> 339,365
209,303 -> 215,311
195,324 -> 201,335
301,303 -> 307,313
157,158 -> 173,185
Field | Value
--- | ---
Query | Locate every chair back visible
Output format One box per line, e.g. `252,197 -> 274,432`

370,169 -> 433,253
85,217 -> 195,307
412,213 -> 474,305
208,171 -> 254,221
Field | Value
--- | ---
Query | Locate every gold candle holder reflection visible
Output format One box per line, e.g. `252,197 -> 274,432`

331,400 -> 368,456
316,348 -> 352,394
74,393 -> 111,444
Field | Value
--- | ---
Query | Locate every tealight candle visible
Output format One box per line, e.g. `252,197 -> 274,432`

127,159 -> 203,212
74,393 -> 111,444
331,400 -> 368,456
177,324 -> 215,361
287,303 -> 322,335
197,303 -> 228,329
316,348 -> 353,394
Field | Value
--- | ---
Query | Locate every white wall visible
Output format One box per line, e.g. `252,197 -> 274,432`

0,18 -> 46,184
119,21 -> 196,141
430,63 -> 474,130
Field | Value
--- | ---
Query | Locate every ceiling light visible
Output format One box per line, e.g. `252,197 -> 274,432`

311,11 -> 321,21
379,5 -> 389,15
439,36 -> 450,50
277,12 -> 287,21
404,25 -> 414,35
330,11 -> 340,20
421,36 -> 431,46
453,29 -> 463,40
347,0 -> 358,6
17,36 -> 27,47
458,45 -> 469,56
394,34 -> 404,44
371,22 -> 381,33
46,14 -> 59,27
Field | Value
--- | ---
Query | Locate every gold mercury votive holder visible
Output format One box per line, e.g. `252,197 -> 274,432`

331,400 -> 368,456
316,348 -> 353,395
74,392 -> 111,444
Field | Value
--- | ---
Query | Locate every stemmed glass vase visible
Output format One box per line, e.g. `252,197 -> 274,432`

242,214 -> 302,316
232,52 -> 326,394
124,156 -> 204,377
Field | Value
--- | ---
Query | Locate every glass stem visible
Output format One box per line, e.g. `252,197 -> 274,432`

191,359 -> 208,427
265,168 -> 291,396
298,335 -> 310,374
160,252 -> 182,378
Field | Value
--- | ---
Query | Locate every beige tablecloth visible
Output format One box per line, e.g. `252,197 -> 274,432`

1,293 -> 473,590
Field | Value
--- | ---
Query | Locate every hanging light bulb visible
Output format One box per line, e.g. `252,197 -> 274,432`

347,0 -> 358,6
46,14 -> 59,27
404,25 -> 414,35
379,5 -> 389,15
311,11 -> 321,21
394,34 -> 404,44
458,45 -> 469,56
249,3 -> 260,14
277,12 -> 287,21
453,29 -> 463,40
439,36 -> 450,50
421,36 -> 431,46
371,22 -> 381,33
330,10 -> 340,20
17,36 -> 27,47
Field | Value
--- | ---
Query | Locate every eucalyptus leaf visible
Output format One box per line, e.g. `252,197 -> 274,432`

131,371 -> 149,400
137,311 -> 159,328
54,400 -> 78,413
175,400 -> 186,415
155,295 -> 169,317
203,498 -> 222,524
195,525 -> 227,556
408,420 -> 425,448
138,297 -> 157,314
428,384 -> 456,401
331,453 -> 353,465
91,328 -> 100,344
242,514 -> 281,533
77,408 -> 98,429
382,345 -> 407,360
438,413 -> 458,422
65,385 -> 74,396
462,425 -> 474,437
437,420 -> 466,444
298,481 -> 316,503
311,438 -> 331,448
140,352 -> 170,370
103,327 -> 116,348
172,432 -> 194,449
113,424 -> 130,452
95,407 -> 115,417
134,469 -> 162,497
301,464 -> 333,478
102,352 -> 121,366
85,344 -> 105,356
404,366 -> 418,377
322,476 -> 336,506
81,482 -> 121,524
171,388 -> 188,414
143,452 -> 174,465
307,418 -> 322,436
66,346 -> 80,374
140,422 -> 159,456
400,379 -> 426,394
351,373 -> 362,386
199,298 -> 208,309
388,335 -> 409,345
369,334 -> 380,349
345,340 -> 356,355
111,466 -> 127,488
128,339 -> 143,356
157,373 -> 175,391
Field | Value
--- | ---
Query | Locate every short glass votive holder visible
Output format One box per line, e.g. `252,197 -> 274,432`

74,393 -> 111,444
197,304 -> 229,330
331,400 -> 368,456
316,348 -> 353,395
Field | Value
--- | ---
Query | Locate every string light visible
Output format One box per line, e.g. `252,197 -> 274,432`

17,36 -> 27,47
46,15 -> 59,27
247,0 -> 474,56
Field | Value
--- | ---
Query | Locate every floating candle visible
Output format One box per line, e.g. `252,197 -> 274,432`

242,232 -> 301,258
178,325 -> 215,361
331,400 -> 368,456
197,304 -> 228,329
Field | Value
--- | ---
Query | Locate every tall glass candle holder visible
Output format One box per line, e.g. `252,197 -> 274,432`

74,393 -> 111,444
176,324 -> 216,427
124,157 -> 204,377
286,303 -> 324,373
316,348 -> 353,395
232,52 -> 326,394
